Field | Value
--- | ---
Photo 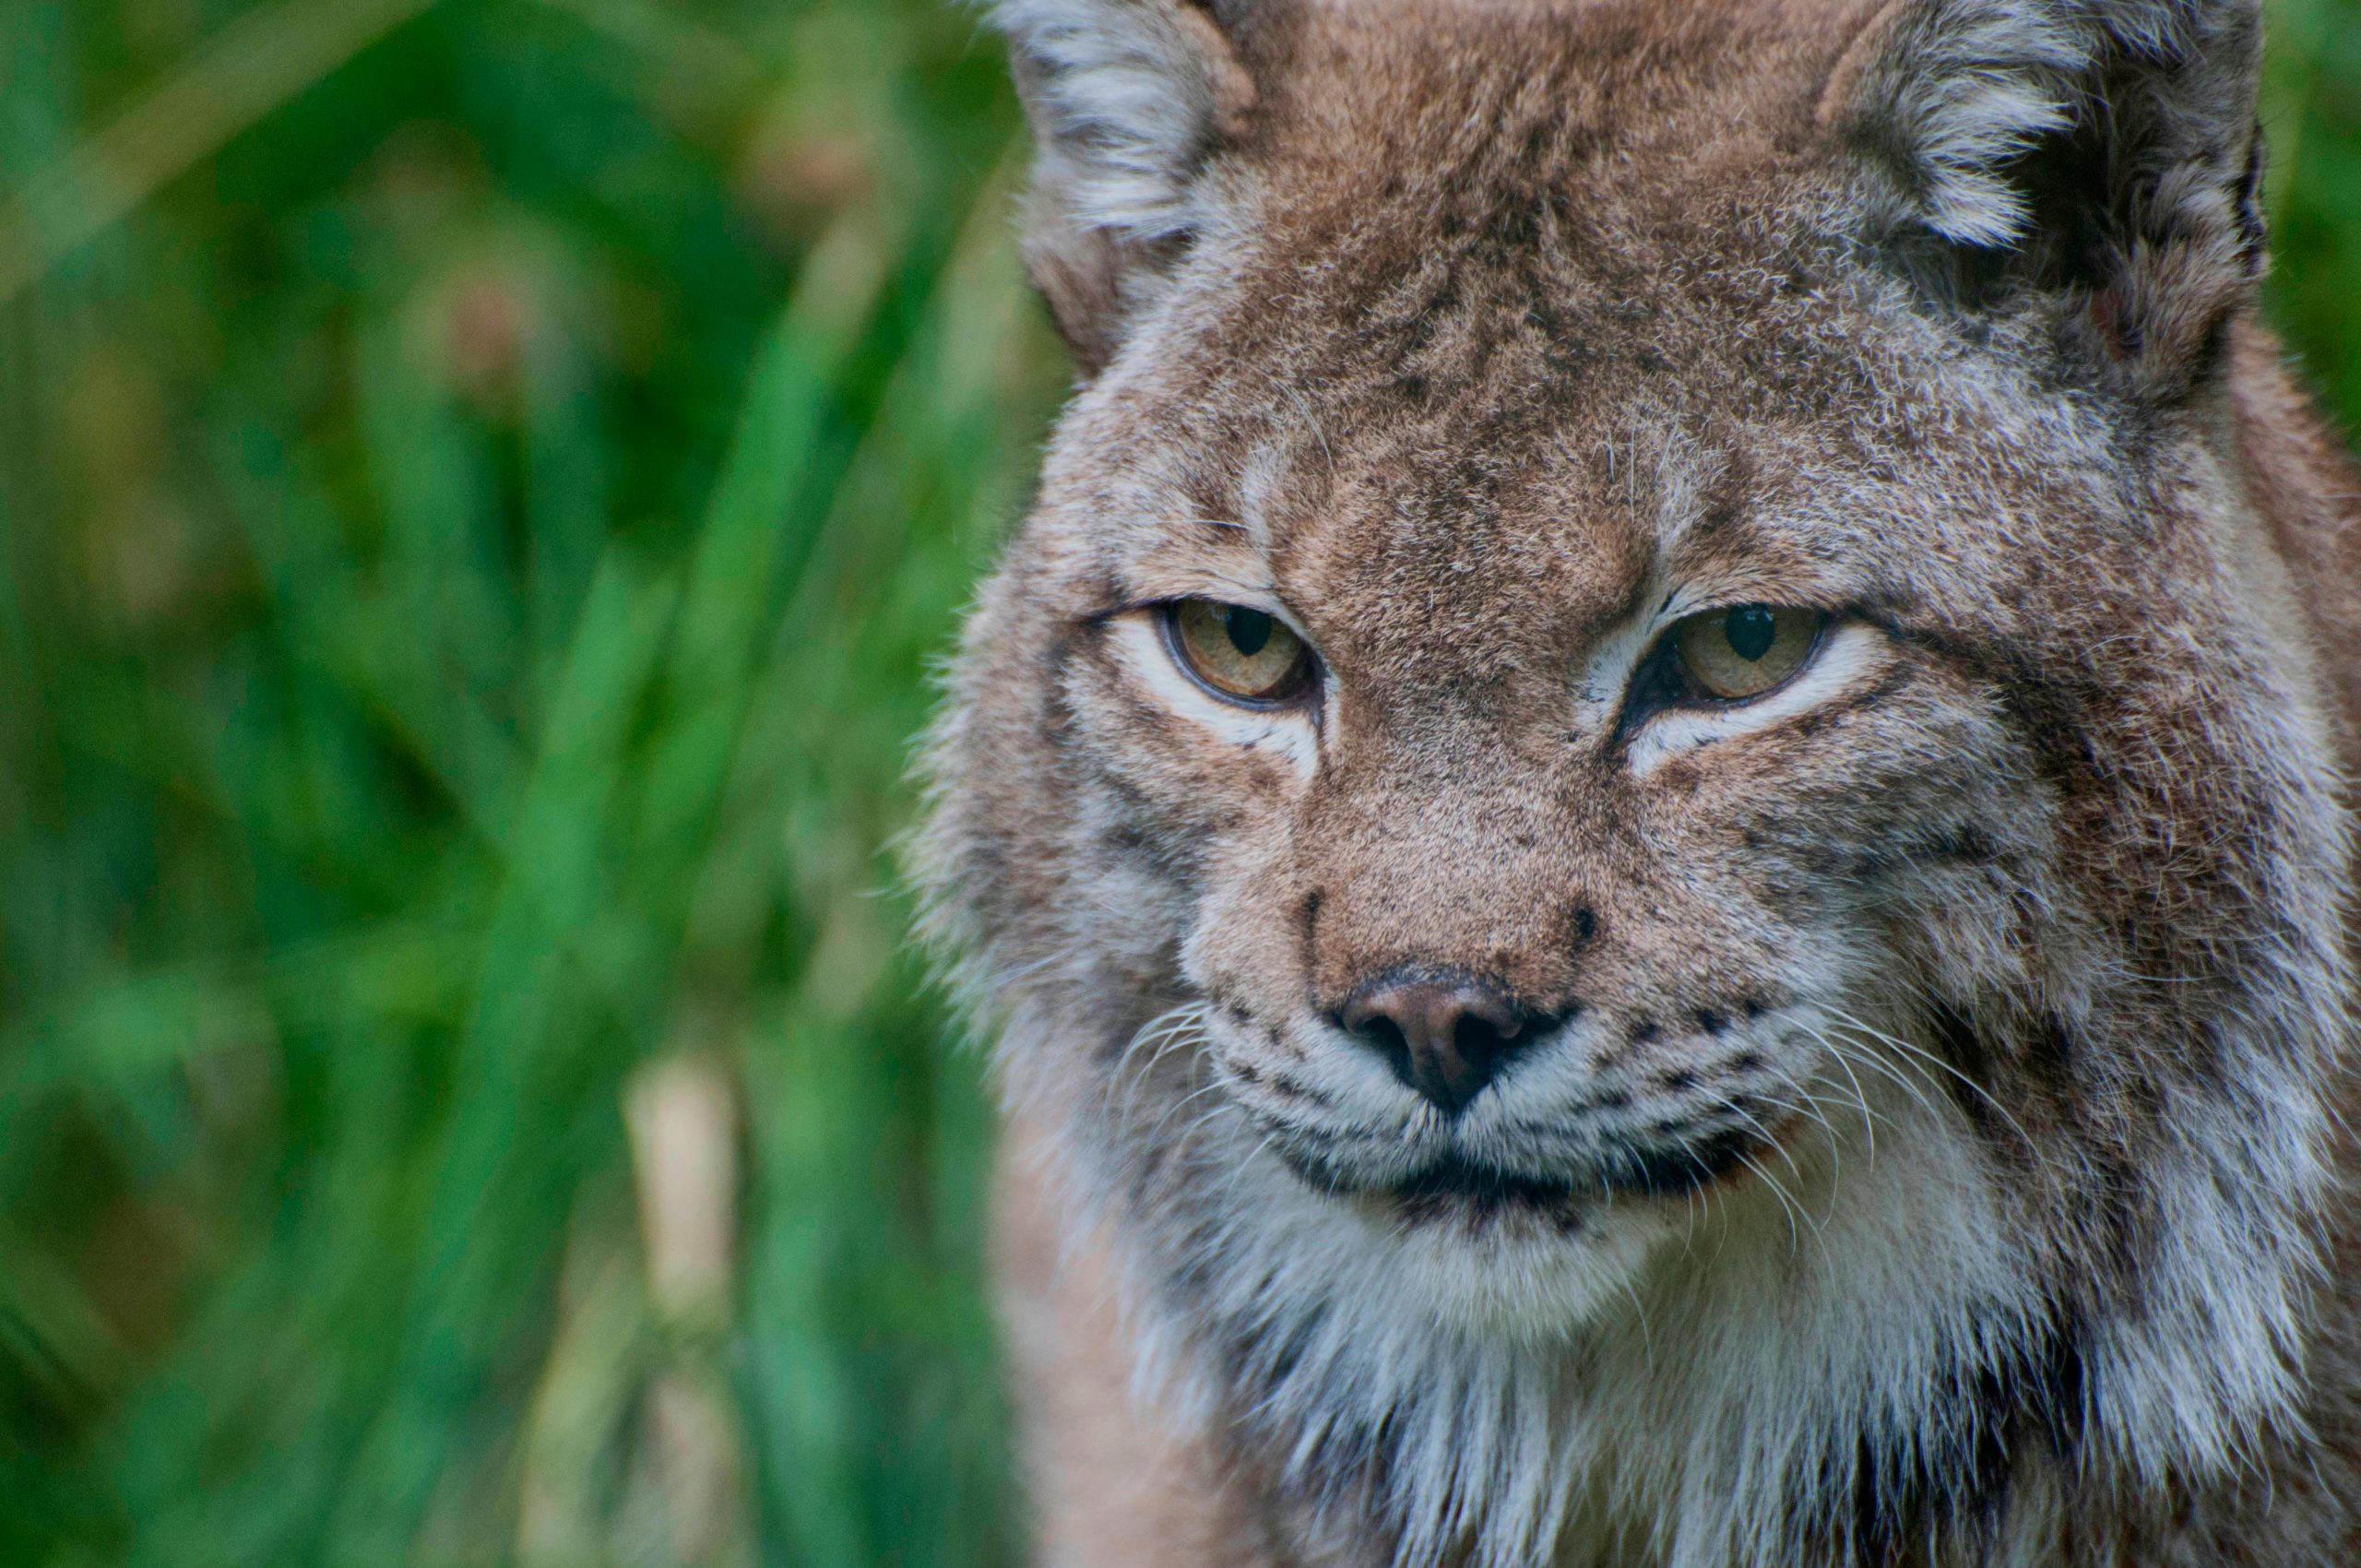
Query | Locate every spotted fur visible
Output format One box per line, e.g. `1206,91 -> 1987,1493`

913,0 -> 2361,1563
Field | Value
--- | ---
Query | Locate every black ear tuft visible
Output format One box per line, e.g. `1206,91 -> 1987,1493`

1841,0 -> 2268,398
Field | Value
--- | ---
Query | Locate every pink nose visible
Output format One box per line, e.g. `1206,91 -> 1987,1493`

1338,977 -> 1537,1114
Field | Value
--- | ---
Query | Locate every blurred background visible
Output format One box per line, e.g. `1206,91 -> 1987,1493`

0,1 -> 2353,1564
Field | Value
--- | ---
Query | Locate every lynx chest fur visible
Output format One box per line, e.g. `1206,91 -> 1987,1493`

914,0 -> 2361,1563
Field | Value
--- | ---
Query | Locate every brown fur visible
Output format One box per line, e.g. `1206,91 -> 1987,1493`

920,1 -> 2361,1562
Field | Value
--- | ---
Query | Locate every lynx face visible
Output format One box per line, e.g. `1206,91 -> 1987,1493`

922,1 -> 2358,1563
1049,299 -> 2016,1327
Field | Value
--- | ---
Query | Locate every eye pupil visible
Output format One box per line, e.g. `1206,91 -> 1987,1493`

1724,605 -> 1777,662
1668,602 -> 1824,705
1166,600 -> 1311,704
1225,607 -> 1274,657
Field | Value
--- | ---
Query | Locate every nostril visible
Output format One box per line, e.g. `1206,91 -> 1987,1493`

1454,1012 -> 1510,1057
1355,1012 -> 1409,1068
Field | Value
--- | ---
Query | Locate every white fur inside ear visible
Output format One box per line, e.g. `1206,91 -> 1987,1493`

993,0 -> 1229,240
1109,612 -> 1322,778
1628,622 -> 1887,778
1860,0 -> 2094,247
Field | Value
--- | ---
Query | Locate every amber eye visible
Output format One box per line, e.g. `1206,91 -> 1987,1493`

1165,600 -> 1312,704
1671,604 -> 1824,700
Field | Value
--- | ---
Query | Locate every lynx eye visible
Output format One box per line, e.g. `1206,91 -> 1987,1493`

1164,600 -> 1312,704
1672,604 -> 1824,701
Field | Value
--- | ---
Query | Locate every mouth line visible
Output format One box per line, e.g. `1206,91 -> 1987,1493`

1389,1157 -> 1582,1210
1282,1124 -> 1772,1228
1372,1155 -> 1592,1233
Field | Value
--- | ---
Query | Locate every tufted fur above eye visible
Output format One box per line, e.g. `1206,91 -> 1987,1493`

1836,0 -> 2269,397
988,0 -> 1271,376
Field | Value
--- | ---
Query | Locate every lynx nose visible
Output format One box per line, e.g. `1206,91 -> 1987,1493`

1337,974 -> 1542,1115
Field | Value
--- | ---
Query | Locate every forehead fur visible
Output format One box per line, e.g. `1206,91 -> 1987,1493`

1036,0 -> 2136,693
1100,0 -> 1882,422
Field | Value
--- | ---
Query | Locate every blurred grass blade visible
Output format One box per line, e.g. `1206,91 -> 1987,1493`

635,211 -> 895,882
528,0 -> 766,106
0,0 -> 437,305
332,540 -> 680,1548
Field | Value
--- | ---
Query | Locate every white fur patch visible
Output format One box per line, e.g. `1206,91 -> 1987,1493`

1109,610 -> 1323,778
1859,0 -> 2092,246
1075,998 -> 2059,1568
1627,621 -> 1891,778
1570,593 -> 1661,731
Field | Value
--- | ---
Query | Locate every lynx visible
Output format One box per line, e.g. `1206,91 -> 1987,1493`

913,0 -> 2361,1562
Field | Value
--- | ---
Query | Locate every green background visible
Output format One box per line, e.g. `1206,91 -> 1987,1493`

0,2 -> 2355,1564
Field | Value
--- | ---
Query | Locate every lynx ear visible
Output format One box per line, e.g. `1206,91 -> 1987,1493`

1837,0 -> 2268,397
989,0 -> 1265,377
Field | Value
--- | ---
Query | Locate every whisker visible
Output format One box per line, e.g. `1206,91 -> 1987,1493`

1825,1004 -> 2057,1171
1107,1002 -> 1215,1127
1744,1087 -> 1850,1215
1809,1037 -> 1880,1170
1736,1150 -> 1811,1252
1142,1078 -> 1233,1148
1796,1020 -> 1949,1134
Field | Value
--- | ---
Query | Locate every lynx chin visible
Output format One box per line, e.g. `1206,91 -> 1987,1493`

911,0 -> 2361,1562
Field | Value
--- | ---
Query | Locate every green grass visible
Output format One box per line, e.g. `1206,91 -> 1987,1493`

0,3 -> 2355,1565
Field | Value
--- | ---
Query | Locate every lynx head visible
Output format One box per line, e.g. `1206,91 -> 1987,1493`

919,0 -> 2355,1562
